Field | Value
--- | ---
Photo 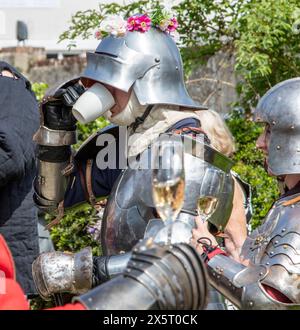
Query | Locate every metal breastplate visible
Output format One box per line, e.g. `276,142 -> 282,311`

241,193 -> 300,303
100,134 -> 234,256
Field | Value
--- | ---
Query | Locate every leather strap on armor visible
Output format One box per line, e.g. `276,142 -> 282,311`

130,105 -> 154,133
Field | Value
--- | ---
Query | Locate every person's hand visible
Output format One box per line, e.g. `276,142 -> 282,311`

190,216 -> 218,254
42,82 -> 85,131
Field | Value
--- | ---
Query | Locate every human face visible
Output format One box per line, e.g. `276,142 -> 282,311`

102,84 -> 131,117
80,78 -> 131,117
256,124 -> 273,175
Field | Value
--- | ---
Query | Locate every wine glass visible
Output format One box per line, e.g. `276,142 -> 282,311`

197,167 -> 224,224
151,138 -> 185,244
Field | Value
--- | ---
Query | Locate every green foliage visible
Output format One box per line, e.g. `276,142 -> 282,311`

75,118 -> 109,150
58,0 -> 157,48
226,110 -> 279,229
234,0 -> 300,110
45,205 -> 101,255
31,82 -> 48,101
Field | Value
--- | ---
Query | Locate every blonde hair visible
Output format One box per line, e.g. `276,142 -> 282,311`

196,109 -> 236,157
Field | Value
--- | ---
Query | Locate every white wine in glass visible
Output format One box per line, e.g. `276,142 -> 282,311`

153,177 -> 185,222
197,195 -> 219,222
151,139 -> 185,244
197,167 -> 224,223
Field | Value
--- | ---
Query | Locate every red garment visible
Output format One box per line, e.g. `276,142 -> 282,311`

0,234 -> 85,310
207,247 -> 292,304
206,247 -> 227,261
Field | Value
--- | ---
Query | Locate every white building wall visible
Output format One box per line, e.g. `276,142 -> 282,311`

0,0 -> 126,52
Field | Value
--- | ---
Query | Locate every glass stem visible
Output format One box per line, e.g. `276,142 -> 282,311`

167,221 -> 172,245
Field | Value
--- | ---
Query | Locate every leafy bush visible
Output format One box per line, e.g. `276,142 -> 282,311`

45,205 -> 101,256
226,109 -> 279,229
31,82 -> 49,101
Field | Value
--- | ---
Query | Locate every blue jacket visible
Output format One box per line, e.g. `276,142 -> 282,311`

0,62 -> 39,295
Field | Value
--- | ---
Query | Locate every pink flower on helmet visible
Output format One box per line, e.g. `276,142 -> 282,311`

127,15 -> 139,31
167,17 -> 178,33
137,14 -> 151,32
127,14 -> 151,33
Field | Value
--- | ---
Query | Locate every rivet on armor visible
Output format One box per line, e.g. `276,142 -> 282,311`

272,121 -> 276,125
220,268 -> 224,272
270,251 -> 274,255
155,57 -> 160,63
291,125 -> 295,130
274,240 -> 278,244
276,145 -> 281,150
175,66 -> 179,70
259,272 -> 263,276
266,262 -> 270,265
157,66 -> 160,70
282,228 -> 286,232
249,301 -> 254,307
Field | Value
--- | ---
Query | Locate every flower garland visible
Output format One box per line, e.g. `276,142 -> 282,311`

95,7 -> 179,40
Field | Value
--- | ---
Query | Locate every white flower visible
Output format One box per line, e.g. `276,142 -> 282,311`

159,18 -> 170,31
99,15 -> 127,37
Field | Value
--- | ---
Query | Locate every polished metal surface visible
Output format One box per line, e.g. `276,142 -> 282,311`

254,78 -> 300,175
33,125 -> 77,146
207,193 -> 300,309
32,247 -> 93,300
106,252 -> 132,277
82,28 -> 207,110
35,160 -> 69,205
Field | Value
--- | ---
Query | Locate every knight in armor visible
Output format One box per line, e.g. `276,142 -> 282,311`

192,78 -> 300,309
32,13 -> 244,308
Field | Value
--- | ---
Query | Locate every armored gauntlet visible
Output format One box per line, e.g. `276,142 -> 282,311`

33,78 -> 85,215
32,249 -> 132,300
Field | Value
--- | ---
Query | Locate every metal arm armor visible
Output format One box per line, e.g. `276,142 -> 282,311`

33,78 -> 82,214
207,196 -> 300,310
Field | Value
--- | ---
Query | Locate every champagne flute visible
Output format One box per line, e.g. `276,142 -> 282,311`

151,139 -> 185,244
197,167 -> 224,224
